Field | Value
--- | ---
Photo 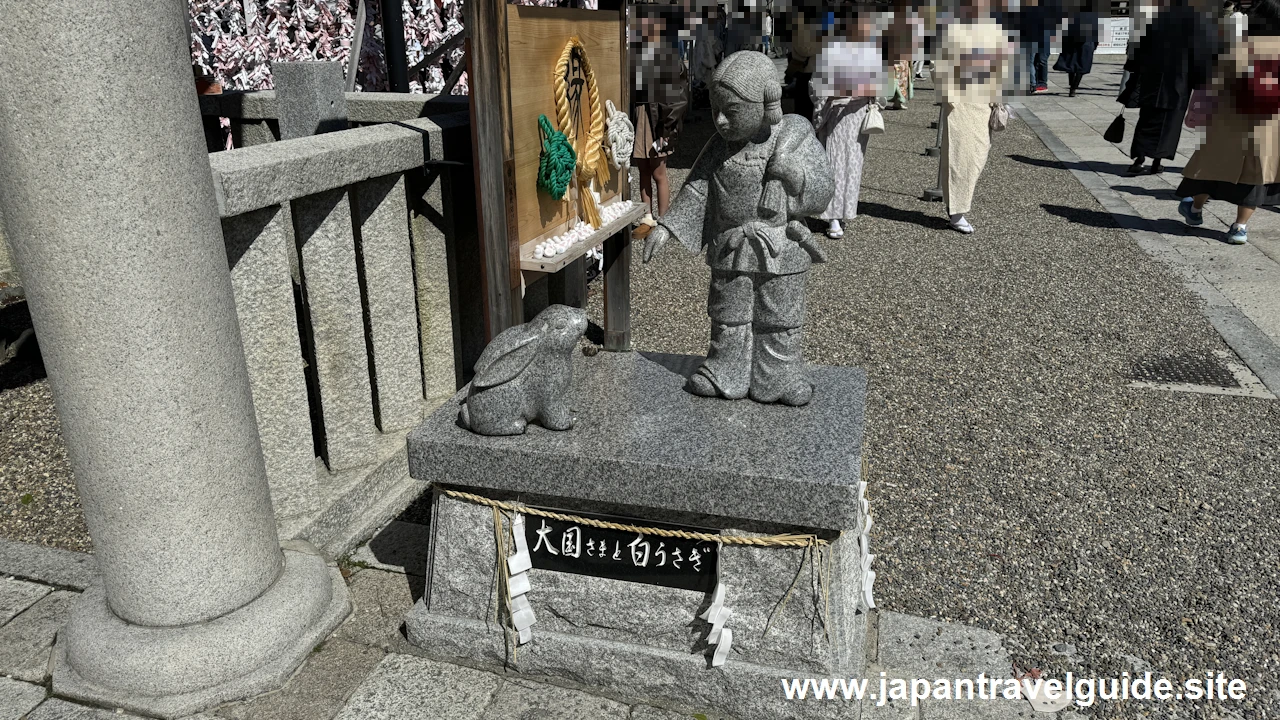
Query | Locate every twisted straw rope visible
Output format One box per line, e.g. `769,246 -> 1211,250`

554,37 -> 610,228
605,98 -> 634,170
442,487 -> 831,549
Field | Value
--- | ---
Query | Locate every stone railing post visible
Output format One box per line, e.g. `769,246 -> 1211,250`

0,1 -> 349,717
275,60 -> 380,471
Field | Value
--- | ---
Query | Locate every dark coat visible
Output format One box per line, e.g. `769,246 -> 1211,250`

1126,3 -> 1218,110
1014,1 -> 1063,44
1053,12 -> 1099,75
632,44 -> 689,147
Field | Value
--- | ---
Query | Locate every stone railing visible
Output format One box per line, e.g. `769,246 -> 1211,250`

208,104 -> 472,555
199,90 -> 470,149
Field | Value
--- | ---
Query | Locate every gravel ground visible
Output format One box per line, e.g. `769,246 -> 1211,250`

594,78 -> 1279,719
0,298 -> 90,553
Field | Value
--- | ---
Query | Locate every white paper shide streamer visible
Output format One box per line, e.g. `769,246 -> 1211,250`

506,514 -> 536,644
857,480 -> 875,611
700,568 -> 734,667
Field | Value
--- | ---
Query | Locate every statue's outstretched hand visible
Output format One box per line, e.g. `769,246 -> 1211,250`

642,225 -> 670,263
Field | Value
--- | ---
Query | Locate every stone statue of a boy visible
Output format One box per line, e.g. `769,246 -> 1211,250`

642,51 -> 834,406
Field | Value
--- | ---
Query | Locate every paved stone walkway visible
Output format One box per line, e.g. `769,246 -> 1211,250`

0,532 -> 1089,720
1012,56 -> 1280,393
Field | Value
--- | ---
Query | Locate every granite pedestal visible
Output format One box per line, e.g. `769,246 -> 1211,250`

404,352 -> 873,720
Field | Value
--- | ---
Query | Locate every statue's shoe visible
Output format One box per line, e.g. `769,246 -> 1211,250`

684,372 -> 720,397
750,380 -> 813,407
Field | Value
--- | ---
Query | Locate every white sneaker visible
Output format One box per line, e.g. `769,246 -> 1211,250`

826,220 -> 844,239
948,215 -> 973,234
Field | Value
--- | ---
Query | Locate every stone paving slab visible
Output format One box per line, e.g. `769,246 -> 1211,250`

875,611 -> 1009,680
332,653 -> 502,720
25,698 -> 145,719
0,676 -> 44,719
0,589 -> 74,680
0,577 -> 49,625
212,639 -> 386,720
630,705 -> 695,719
333,567 -> 421,651
349,520 -> 430,576
484,676 -> 632,719
0,538 -> 97,590
924,698 -> 1040,720
861,695 -> 920,719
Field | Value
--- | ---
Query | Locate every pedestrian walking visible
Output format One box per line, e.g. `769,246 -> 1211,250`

935,0 -> 1013,234
762,10 -> 774,56
1176,0 -> 1280,245
631,11 -> 689,240
1015,0 -> 1061,94
691,4 -> 724,112
886,0 -> 924,110
810,13 -> 886,238
1122,0 -> 1217,175
1224,1 -> 1247,46
1053,2 -> 1099,97
786,12 -> 823,122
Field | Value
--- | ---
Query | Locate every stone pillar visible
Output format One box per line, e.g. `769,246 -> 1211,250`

272,62 -> 349,140
0,1 -> 349,717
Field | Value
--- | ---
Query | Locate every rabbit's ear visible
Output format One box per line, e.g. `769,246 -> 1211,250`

472,327 -> 540,389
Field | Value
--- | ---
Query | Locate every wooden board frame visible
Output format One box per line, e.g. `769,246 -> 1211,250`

468,0 -> 632,348
507,6 -> 627,255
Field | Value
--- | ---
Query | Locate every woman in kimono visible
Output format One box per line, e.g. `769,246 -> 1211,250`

1176,0 -> 1280,245
885,0 -> 924,110
1123,0 -> 1217,175
810,12 -> 887,238
935,0 -> 1014,234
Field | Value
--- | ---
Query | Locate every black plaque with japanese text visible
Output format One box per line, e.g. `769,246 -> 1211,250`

522,510 -> 719,593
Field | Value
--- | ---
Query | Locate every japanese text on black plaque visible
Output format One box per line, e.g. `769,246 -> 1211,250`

523,512 -> 718,593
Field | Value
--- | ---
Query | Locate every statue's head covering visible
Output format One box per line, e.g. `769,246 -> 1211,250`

713,51 -> 784,126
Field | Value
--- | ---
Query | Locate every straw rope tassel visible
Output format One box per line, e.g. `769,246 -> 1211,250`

554,36 -> 609,228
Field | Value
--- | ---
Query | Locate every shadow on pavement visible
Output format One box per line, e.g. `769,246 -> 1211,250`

1041,203 -> 1230,242
0,300 -> 46,391
1040,203 -> 1122,229
856,201 -> 950,231
1110,184 -> 1181,199
1008,153 -> 1140,177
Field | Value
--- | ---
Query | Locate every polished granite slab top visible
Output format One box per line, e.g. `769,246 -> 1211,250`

407,351 -> 867,531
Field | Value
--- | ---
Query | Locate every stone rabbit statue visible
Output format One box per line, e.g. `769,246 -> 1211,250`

458,304 -> 588,436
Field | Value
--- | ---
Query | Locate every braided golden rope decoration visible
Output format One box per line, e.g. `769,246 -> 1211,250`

554,36 -> 611,228
442,487 -> 832,548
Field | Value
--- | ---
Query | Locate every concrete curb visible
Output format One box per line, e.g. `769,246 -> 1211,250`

1013,103 -> 1280,396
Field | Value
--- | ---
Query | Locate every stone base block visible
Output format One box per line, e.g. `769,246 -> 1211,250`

407,492 -> 867,719
403,352 -> 875,720
52,547 -> 351,719
407,610 -> 864,720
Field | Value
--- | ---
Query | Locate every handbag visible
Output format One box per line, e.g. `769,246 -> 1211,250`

861,101 -> 885,135
988,103 -> 1010,132
1103,112 -> 1125,143
1184,87 -> 1216,129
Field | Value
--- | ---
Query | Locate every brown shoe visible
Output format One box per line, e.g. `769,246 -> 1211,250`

631,213 -> 655,240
